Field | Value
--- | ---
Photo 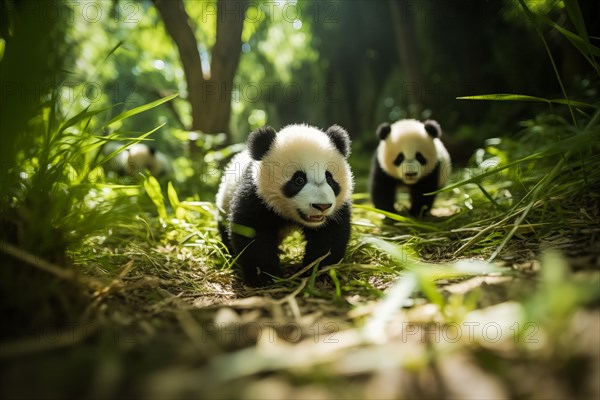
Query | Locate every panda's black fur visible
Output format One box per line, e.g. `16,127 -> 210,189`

370,119 -> 451,217
216,124 -> 353,287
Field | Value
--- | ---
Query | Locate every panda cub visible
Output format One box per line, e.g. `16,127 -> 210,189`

103,143 -> 171,178
370,119 -> 451,216
216,124 -> 353,287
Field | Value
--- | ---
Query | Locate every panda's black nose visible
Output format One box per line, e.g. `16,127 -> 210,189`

405,172 -> 418,178
311,203 -> 332,212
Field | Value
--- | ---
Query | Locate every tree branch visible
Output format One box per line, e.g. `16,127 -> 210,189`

153,0 -> 205,130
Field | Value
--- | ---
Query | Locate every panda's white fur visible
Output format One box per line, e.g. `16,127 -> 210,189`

126,144 -> 170,176
215,150 -> 251,218
377,119 -> 450,186
216,124 -> 353,286
371,119 -> 451,216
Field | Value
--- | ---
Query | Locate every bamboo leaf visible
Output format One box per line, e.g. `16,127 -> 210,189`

457,94 -> 596,109
57,106 -> 113,137
101,123 -> 166,165
329,268 -> 342,298
563,0 -> 590,50
362,236 -> 410,264
354,204 -> 442,232
167,181 -> 180,209
144,176 -> 167,220
103,93 -> 179,128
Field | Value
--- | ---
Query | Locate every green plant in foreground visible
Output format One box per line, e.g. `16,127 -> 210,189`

1,93 -> 178,260
0,79 -> 178,335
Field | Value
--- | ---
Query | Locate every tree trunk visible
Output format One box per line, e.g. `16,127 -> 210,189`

201,0 -> 247,134
154,0 -> 247,136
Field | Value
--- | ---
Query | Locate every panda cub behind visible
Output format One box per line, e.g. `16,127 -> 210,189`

103,142 -> 171,178
216,124 -> 353,287
370,119 -> 451,216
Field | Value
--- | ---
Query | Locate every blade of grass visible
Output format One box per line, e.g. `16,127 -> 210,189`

329,268 -> 342,298
475,182 -> 503,209
535,14 -> 600,75
354,204 -> 442,232
563,0 -> 593,54
99,123 -> 165,165
64,41 -> 124,118
103,93 -> 179,129
517,0 -> 577,127
362,273 -> 418,343
488,201 -> 534,262
167,181 -> 180,209
144,176 -> 167,220
57,106 -> 114,138
431,152 -> 545,194
457,94 -> 596,109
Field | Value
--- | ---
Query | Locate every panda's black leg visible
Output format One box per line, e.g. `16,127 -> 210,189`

408,165 -> 441,217
302,202 -> 351,277
370,155 -> 398,213
231,230 -> 282,287
218,222 -> 233,253
408,189 -> 436,217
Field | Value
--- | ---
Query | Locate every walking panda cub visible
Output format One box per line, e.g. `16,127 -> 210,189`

216,124 -> 354,286
370,119 -> 451,216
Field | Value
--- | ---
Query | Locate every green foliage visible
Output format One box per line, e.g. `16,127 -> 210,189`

0,1 -> 180,334
1,87 -> 179,258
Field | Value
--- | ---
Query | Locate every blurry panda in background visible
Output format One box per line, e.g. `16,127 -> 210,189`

216,124 -> 353,287
370,119 -> 451,217
103,142 -> 171,178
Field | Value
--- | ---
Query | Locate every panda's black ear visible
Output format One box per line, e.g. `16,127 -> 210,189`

325,125 -> 351,158
376,123 -> 391,140
148,146 -> 157,156
424,120 -> 442,138
247,126 -> 277,160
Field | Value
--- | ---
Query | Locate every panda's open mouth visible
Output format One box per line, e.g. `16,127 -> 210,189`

298,210 -> 326,223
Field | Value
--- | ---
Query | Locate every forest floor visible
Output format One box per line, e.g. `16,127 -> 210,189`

2,185 -> 599,400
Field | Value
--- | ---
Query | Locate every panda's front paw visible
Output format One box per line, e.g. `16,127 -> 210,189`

242,266 -> 275,287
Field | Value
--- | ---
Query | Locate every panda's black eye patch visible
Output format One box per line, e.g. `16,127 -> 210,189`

325,172 -> 333,185
325,170 -> 340,196
416,152 -> 427,165
394,153 -> 405,166
283,171 -> 307,197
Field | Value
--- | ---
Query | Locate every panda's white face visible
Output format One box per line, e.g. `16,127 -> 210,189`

255,125 -> 353,227
126,143 -> 161,176
377,120 -> 438,185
